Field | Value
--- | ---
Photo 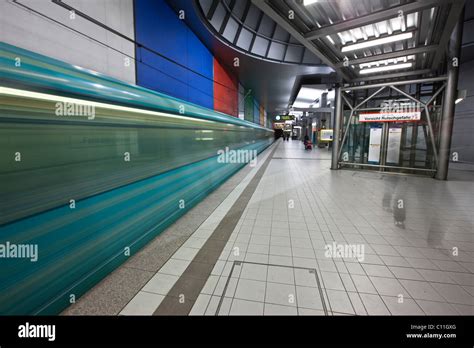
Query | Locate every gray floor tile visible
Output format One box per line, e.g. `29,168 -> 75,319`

345,262 -> 366,275
399,279 -> 445,302
120,292 -> 165,315
348,292 -> 368,315
142,273 -> 179,296
189,294 -> 211,315
317,260 -> 338,272
244,252 -> 269,264
270,236 -> 291,246
172,247 -> 200,261
267,265 -> 295,284
247,244 -> 269,254
359,293 -> 390,315
250,235 -> 270,245
294,268 -> 318,288
432,259 -> 469,273
291,238 -> 313,249
351,274 -> 377,294
159,259 -> 191,276
360,254 -> 385,265
451,303 -> 474,315
389,266 -> 422,280
270,245 -> 292,257
362,264 -> 394,278
380,255 -> 411,267
415,299 -> 458,315
382,296 -> 424,315
370,276 -> 409,297
298,308 -> 326,315
340,273 -> 357,292
293,257 -> 318,269
234,278 -> 266,302
204,295 -> 221,315
296,286 -> 324,310
292,247 -> 316,258
418,269 -> 457,284
430,282 -> 473,305
229,299 -> 264,315
214,277 -> 238,298
405,257 -> 439,270
265,282 -> 297,307
264,303 -> 298,315
201,275 -> 219,295
326,289 -> 355,315
269,255 -> 293,266
240,263 -> 268,282
320,272 -> 345,291
447,272 -> 474,286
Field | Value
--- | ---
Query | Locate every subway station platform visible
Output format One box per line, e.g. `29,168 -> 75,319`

2,4 -> 474,341
64,140 -> 474,316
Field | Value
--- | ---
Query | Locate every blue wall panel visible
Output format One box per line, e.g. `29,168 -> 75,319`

134,0 -> 214,109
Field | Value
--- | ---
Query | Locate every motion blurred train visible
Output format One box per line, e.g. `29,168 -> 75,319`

0,42 -> 273,314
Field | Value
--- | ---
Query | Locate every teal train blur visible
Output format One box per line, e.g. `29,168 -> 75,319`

0,42 -> 273,314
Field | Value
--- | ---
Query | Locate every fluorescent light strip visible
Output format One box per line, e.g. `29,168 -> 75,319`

292,102 -> 311,108
359,62 -> 413,75
359,55 -> 415,69
341,32 -> 413,52
0,87 -> 215,123
303,0 -> 319,5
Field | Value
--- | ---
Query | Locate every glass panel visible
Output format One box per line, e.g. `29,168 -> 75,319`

415,125 -> 428,166
339,109 -> 436,175
340,110 -> 380,169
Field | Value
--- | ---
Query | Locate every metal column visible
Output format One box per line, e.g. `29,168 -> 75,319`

331,86 -> 342,170
435,9 -> 464,180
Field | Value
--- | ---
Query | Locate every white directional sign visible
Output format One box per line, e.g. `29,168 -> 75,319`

386,128 -> 402,164
368,127 -> 382,163
359,111 -> 421,122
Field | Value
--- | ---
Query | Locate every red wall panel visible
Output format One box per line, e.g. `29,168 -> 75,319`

213,58 -> 238,117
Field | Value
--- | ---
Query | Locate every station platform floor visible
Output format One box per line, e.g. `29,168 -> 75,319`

64,139 -> 474,316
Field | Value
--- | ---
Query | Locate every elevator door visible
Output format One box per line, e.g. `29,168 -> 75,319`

341,119 -> 432,172
370,122 -> 430,169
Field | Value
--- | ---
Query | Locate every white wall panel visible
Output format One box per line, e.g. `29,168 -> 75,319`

0,0 -> 135,84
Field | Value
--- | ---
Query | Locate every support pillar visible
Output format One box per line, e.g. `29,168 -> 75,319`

331,85 -> 342,170
435,9 -> 464,180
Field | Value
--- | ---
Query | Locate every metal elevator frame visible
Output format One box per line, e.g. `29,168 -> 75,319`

331,76 -> 449,175
249,0 -> 466,179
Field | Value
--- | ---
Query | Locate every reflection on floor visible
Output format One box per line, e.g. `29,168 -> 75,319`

84,139 -> 474,315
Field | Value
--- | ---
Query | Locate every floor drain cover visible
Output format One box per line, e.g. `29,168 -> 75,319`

215,261 -> 329,315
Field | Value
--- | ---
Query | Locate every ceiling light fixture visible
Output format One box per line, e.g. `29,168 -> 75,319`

455,89 -> 467,104
359,55 -> 415,69
359,62 -> 413,75
400,15 -> 406,32
303,0 -> 319,5
292,102 -> 312,108
341,32 -> 413,52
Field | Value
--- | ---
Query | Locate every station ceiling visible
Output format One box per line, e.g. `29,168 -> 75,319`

166,0 -> 336,117
250,0 -> 465,83
168,0 -> 471,116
